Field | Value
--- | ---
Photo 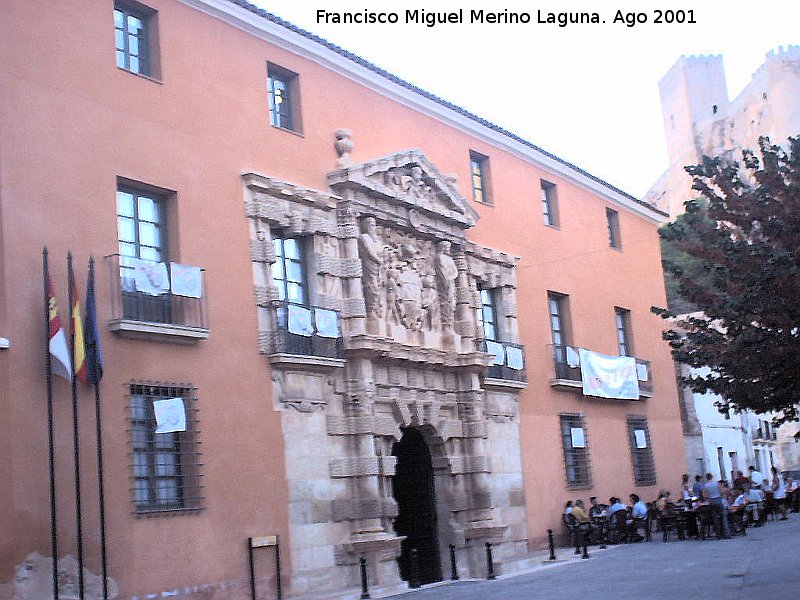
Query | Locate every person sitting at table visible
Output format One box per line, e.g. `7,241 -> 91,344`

703,472 -> 732,538
589,496 -> 607,518
680,474 -> 691,500
608,497 -> 627,517
655,490 -> 670,512
733,470 -> 750,493
629,494 -> 648,542
728,489 -> 748,532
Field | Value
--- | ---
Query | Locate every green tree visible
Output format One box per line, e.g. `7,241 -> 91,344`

654,137 -> 800,425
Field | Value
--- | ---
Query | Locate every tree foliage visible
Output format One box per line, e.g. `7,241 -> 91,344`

654,137 -> 800,424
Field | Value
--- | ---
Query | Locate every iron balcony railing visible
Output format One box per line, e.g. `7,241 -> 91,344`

549,344 -> 653,397
269,300 -> 343,359
476,339 -> 527,383
106,254 -> 209,331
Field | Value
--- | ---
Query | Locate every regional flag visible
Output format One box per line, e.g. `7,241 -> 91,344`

70,269 -> 87,382
81,260 -> 103,384
48,277 -> 72,381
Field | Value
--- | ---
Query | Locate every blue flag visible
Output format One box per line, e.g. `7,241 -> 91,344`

82,259 -> 104,384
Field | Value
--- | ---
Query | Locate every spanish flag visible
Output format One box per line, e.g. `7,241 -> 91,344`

70,269 -> 87,383
48,277 -> 72,381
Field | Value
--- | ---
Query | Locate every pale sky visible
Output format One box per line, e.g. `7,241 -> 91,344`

256,0 -> 799,198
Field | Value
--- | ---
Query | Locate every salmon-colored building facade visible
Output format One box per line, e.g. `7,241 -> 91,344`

0,1 -> 685,598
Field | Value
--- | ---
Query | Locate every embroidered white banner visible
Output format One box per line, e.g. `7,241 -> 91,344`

315,308 -> 339,338
287,304 -> 313,337
170,263 -> 203,298
579,348 -> 640,400
153,398 -> 186,434
129,258 -> 170,296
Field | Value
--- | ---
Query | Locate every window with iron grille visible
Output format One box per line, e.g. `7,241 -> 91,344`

541,180 -> 559,227
268,63 -> 301,132
477,287 -> 498,341
469,151 -> 491,204
614,307 -> 633,356
559,414 -> 591,488
627,416 -> 656,486
128,383 -> 202,513
114,2 -> 158,77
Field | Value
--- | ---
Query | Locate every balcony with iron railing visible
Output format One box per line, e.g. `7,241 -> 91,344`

106,254 -> 209,343
267,300 -> 344,361
476,339 -> 527,384
548,344 -> 653,398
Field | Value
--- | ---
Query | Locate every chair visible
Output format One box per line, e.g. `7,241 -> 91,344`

608,510 -> 629,544
660,504 -> 680,542
695,504 -> 717,539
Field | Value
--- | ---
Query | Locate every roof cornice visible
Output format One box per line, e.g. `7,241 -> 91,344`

180,0 -> 668,224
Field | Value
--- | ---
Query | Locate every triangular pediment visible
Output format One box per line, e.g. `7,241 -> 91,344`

328,149 -> 479,229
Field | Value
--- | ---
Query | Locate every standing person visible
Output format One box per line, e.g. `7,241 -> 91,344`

563,500 -> 573,515
771,466 -> 788,520
703,473 -> 731,538
749,465 -> 764,490
681,473 -> 691,500
733,470 -> 749,492
692,474 -> 705,499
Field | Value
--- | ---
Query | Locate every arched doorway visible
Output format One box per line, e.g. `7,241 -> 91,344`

391,427 -> 442,585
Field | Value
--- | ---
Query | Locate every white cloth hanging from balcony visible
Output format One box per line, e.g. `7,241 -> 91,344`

129,258 -> 169,296
579,348 -> 640,400
315,308 -> 339,338
484,340 -> 505,365
170,263 -> 203,298
506,345 -> 524,370
288,304 -> 313,336
566,346 -> 580,368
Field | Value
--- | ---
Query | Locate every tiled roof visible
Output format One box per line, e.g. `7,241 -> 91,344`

227,0 -> 666,217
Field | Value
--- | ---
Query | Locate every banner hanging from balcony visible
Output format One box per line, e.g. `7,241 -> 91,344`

314,308 -> 339,338
484,340 -> 505,366
578,348 -> 639,400
130,258 -> 169,296
288,304 -> 313,336
506,345 -> 524,370
170,263 -> 203,298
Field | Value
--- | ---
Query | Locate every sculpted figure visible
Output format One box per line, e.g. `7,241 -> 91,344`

359,216 -> 385,319
435,241 -> 458,329
421,274 -> 440,331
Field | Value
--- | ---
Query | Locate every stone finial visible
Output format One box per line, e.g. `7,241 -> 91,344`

334,129 -> 354,168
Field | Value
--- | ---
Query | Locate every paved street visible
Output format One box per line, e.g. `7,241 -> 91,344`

387,514 -> 800,600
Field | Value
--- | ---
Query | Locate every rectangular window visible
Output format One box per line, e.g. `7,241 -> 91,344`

560,414 -> 591,488
469,151 -> 491,204
271,234 -> 307,306
606,208 -> 621,248
614,307 -> 633,356
268,63 -> 301,132
627,416 -> 656,486
477,288 -> 498,341
548,292 -> 571,369
129,383 -> 201,513
117,187 -> 167,264
114,2 -> 158,77
541,180 -> 559,227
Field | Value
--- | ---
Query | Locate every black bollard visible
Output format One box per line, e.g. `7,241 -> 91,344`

359,556 -> 370,600
449,544 -> 459,580
547,529 -> 556,561
409,549 -> 421,589
485,542 -> 496,580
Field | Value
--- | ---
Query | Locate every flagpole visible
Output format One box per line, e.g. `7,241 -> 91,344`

67,252 -> 86,599
88,257 -> 109,599
43,247 -> 59,600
